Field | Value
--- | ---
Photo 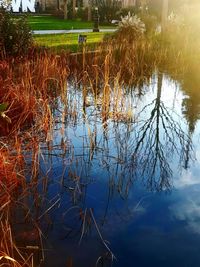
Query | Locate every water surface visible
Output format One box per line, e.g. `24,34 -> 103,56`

19,72 -> 200,267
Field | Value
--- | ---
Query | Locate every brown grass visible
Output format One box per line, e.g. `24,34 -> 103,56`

0,51 -> 69,136
0,50 -> 70,266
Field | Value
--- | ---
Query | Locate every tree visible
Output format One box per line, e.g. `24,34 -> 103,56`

63,0 -> 68,19
0,0 -> 11,7
72,0 -> 76,18
98,0 -> 121,23
88,0 -> 92,21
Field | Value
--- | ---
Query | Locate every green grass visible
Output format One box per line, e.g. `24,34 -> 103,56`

33,32 -> 110,52
27,15 -> 115,30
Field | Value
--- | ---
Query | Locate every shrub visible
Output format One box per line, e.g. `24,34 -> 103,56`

116,12 -> 145,42
0,7 -> 33,57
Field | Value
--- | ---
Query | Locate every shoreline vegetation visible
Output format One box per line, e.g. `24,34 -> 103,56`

1,5 -> 200,266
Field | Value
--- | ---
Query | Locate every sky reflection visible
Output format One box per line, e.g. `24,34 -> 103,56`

34,72 -> 200,266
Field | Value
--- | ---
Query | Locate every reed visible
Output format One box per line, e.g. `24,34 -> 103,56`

0,140 -> 33,266
0,51 -> 69,136
0,221 -> 34,267
0,50 -> 70,266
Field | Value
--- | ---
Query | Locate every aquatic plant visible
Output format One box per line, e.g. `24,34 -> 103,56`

0,138 -> 34,267
0,221 -> 34,267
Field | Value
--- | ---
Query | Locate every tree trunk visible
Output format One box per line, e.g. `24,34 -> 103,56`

63,0 -> 68,19
41,0 -> 46,11
57,0 -> 60,9
88,0 -> 92,21
73,0 -> 76,18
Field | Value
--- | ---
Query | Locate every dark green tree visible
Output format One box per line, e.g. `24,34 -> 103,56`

97,0 -> 121,22
0,7 -> 32,57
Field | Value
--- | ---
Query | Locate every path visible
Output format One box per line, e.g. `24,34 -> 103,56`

33,29 -> 116,35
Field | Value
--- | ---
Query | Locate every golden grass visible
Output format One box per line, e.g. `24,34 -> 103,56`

0,51 -> 69,136
0,50 -> 70,266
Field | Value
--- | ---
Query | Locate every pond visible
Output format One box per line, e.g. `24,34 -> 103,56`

14,71 -> 200,267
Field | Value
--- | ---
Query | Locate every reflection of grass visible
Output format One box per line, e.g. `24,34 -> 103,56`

33,32 -> 111,52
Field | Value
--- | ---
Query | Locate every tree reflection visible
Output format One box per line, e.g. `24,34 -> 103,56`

181,69 -> 200,168
58,72 -> 193,196
129,72 -> 192,191
181,68 -> 200,132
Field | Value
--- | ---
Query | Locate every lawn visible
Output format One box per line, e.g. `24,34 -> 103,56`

33,32 -> 111,52
27,15 -> 115,30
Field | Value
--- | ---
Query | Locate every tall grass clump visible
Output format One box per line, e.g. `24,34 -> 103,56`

0,52 -> 69,135
0,140 -> 34,267
64,12 -> 160,124
96,12 -> 159,88
0,11 -> 70,265
0,40 -> 69,265
70,12 -> 157,90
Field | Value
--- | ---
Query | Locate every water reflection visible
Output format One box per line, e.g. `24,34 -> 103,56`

170,173 -> 200,234
12,72 -> 200,266
129,72 -> 191,191
182,73 -> 200,134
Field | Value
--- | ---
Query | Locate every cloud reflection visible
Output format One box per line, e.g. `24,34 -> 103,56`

170,196 -> 200,234
174,169 -> 200,188
170,172 -> 200,234
173,146 -> 200,188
